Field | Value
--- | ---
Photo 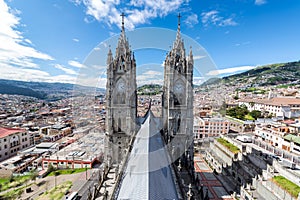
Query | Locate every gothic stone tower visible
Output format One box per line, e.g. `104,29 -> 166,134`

162,14 -> 194,160
106,14 -> 137,164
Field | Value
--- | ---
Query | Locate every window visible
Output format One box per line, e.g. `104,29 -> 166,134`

4,139 -> 6,142
5,152 -> 7,156
4,145 -> 7,149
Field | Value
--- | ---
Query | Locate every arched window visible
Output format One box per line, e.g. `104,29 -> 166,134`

118,118 -> 122,132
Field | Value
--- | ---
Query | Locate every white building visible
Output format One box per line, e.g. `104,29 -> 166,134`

193,116 -> 229,141
239,97 -> 300,118
254,122 -> 290,148
0,127 -> 34,161
42,131 -> 104,169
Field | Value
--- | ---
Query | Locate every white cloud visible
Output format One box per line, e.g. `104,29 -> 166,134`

75,76 -> 107,88
206,66 -> 256,76
234,41 -> 250,47
143,70 -> 162,75
109,31 -> 117,37
201,10 -> 238,27
0,64 -> 76,84
193,55 -> 206,60
53,64 -> 78,75
193,76 -> 204,85
0,0 -> 53,69
68,60 -> 86,68
184,13 -> 198,28
73,0 -> 188,30
137,70 -> 163,86
255,0 -> 267,5
73,38 -> 79,42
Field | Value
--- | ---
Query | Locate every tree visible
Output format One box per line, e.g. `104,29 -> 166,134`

47,164 -> 54,174
54,171 -> 59,188
226,105 -> 249,120
249,110 -> 262,120
9,174 -> 15,183
30,169 -> 39,183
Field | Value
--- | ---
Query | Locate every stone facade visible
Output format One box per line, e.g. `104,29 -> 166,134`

105,15 -> 194,166
162,15 -> 194,160
105,16 -> 137,164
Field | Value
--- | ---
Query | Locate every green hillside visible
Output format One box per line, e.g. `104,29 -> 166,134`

137,84 -> 162,95
201,60 -> 300,87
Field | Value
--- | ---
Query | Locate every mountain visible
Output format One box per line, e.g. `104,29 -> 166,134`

0,83 -> 46,99
199,77 -> 222,87
0,79 -> 105,101
201,60 -> 300,87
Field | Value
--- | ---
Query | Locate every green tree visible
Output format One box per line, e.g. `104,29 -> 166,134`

235,106 -> 248,120
30,170 -> 39,183
226,105 -> 249,120
54,171 -> 59,188
47,164 -> 55,175
249,110 -> 262,120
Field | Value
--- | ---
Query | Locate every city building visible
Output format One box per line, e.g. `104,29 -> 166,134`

0,127 -> 34,161
41,131 -> 103,170
254,122 -> 291,148
239,97 -> 300,118
193,116 -> 229,142
0,154 -> 37,174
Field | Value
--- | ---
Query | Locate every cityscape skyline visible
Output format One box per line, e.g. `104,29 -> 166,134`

1,0 -> 300,86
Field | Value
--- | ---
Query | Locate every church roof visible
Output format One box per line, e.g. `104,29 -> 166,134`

116,110 -> 179,200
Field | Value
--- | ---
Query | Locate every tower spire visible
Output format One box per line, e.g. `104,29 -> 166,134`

121,12 -> 125,32
174,13 -> 183,52
177,13 -> 181,32
116,12 -> 129,57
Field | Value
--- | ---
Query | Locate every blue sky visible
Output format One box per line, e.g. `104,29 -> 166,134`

1,0 -> 300,86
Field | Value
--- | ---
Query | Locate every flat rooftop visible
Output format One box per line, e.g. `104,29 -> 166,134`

49,131 -> 105,162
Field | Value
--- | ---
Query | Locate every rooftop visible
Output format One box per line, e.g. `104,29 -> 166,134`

36,142 -> 58,149
240,97 -> 300,106
284,134 -> 300,145
116,111 -> 179,199
0,127 -> 25,138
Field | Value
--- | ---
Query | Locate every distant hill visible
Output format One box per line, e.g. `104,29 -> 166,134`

137,84 -> 162,95
0,79 -> 105,101
0,83 -> 46,99
199,77 -> 222,87
201,60 -> 300,87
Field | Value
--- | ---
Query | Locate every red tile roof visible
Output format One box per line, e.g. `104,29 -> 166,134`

240,97 -> 300,106
0,127 -> 25,138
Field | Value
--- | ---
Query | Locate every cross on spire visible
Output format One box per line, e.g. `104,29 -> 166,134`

177,13 -> 181,28
121,12 -> 126,30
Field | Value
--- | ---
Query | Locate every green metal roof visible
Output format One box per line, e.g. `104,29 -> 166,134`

284,134 -> 300,145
